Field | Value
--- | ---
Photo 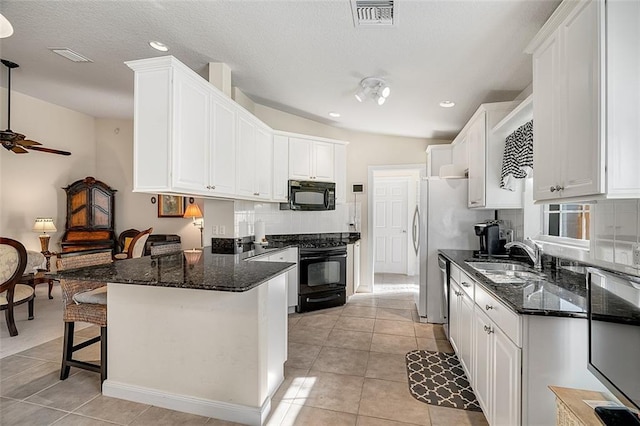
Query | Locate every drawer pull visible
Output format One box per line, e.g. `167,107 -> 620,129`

484,325 -> 494,334
485,304 -> 494,310
461,282 -> 471,288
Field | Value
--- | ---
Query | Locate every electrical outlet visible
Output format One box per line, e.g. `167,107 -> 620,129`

212,225 -> 218,235
219,225 -> 226,235
633,243 -> 640,266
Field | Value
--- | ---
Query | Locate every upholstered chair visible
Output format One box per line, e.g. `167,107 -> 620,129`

0,238 -> 35,336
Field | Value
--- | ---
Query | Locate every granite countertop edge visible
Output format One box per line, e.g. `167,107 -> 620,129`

438,249 -> 588,319
52,249 -> 296,293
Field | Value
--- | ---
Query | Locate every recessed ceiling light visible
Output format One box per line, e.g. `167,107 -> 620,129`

149,41 -> 169,52
49,48 -> 93,63
0,13 -> 14,38
328,112 -> 341,118
439,100 -> 455,108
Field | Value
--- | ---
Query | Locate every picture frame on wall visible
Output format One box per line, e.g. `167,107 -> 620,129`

157,195 -> 185,217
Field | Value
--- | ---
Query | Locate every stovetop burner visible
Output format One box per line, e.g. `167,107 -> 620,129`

298,241 -> 347,249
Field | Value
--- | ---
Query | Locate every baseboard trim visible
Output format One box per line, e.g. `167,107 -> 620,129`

102,380 -> 270,425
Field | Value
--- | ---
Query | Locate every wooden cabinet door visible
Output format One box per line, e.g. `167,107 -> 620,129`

255,126 -> 273,199
172,71 -> 209,193
209,94 -> 236,195
533,31 -> 561,201
492,325 -> 521,426
473,308 -> 493,423
313,141 -> 335,181
467,113 -> 486,208
559,0 -> 602,199
272,135 -> 289,202
289,137 -> 313,180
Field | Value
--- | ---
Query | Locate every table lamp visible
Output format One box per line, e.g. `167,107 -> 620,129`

183,203 -> 204,248
32,217 -> 57,254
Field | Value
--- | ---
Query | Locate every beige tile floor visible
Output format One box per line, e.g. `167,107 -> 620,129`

0,276 -> 487,425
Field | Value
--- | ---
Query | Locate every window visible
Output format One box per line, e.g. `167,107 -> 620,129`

543,204 -> 591,241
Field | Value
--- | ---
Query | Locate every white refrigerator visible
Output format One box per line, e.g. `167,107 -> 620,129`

415,177 -> 492,324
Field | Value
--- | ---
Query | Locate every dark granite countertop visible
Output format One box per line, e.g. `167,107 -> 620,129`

439,250 -> 588,318
52,247 -> 295,292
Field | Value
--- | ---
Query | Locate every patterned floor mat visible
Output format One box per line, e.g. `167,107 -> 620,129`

405,350 -> 482,411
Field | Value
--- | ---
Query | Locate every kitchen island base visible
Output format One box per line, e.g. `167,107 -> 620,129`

102,273 -> 287,426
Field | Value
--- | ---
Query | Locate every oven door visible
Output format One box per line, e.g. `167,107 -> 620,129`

299,251 -> 346,295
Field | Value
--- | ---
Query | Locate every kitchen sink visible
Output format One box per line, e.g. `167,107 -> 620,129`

466,262 -> 531,272
465,261 -> 546,284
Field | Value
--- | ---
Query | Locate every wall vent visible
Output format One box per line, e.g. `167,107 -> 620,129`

351,0 -> 395,27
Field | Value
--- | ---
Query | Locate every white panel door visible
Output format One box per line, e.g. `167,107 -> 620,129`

374,180 -> 408,274
493,325 -> 521,426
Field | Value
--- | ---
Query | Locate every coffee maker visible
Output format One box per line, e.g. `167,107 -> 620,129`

474,221 -> 502,256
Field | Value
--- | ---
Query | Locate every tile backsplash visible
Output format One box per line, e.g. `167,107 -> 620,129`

232,201 -> 361,238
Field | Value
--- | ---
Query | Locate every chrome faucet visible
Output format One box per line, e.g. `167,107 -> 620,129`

504,237 -> 543,270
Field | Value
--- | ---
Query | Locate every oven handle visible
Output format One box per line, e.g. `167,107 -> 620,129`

306,293 -> 343,304
300,254 -> 347,261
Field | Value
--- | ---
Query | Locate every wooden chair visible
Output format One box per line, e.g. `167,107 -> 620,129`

57,250 -> 113,384
113,228 -> 152,260
0,238 -> 35,336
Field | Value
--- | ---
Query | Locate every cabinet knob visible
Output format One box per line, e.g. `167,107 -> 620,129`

254,192 -> 260,196
484,325 -> 493,334
555,185 -> 564,192
485,304 -> 494,310
211,185 -> 216,190
462,282 -> 471,288
550,186 -> 556,192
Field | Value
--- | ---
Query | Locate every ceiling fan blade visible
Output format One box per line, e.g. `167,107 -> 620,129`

11,145 -> 28,154
17,139 -> 42,147
26,145 -> 72,156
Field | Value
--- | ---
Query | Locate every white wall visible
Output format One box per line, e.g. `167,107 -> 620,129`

0,89 -> 96,251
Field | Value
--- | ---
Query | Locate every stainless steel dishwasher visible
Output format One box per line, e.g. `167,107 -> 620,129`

438,254 -> 450,338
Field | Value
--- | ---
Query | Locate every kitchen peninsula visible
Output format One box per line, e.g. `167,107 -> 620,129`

55,248 -> 295,426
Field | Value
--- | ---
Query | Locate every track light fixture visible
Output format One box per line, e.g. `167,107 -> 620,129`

355,77 -> 391,105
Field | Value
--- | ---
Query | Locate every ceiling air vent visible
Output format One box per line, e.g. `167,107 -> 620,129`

351,0 -> 395,27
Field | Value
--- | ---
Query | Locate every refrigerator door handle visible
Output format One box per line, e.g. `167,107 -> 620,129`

412,205 -> 420,255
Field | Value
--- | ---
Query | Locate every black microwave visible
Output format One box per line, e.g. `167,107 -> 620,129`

283,180 -> 336,211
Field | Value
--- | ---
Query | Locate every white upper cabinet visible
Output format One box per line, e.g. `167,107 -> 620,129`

334,143 -> 347,204
464,102 -> 523,209
289,137 -> 335,182
272,135 -> 289,202
235,109 -> 273,200
528,0 -> 640,202
127,56 -> 351,203
208,92 -> 236,196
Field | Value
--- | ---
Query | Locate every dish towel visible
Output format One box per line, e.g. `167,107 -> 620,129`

500,119 -> 533,191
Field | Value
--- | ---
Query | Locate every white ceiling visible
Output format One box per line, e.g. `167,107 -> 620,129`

0,0 -> 559,139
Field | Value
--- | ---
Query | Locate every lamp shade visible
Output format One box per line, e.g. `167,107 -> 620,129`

183,203 -> 203,219
32,218 -> 57,233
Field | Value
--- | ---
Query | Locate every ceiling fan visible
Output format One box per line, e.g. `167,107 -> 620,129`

1,59 -> 71,156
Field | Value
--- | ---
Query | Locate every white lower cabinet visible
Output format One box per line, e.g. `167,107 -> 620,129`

473,307 -> 521,426
252,247 -> 299,312
448,269 -> 474,380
